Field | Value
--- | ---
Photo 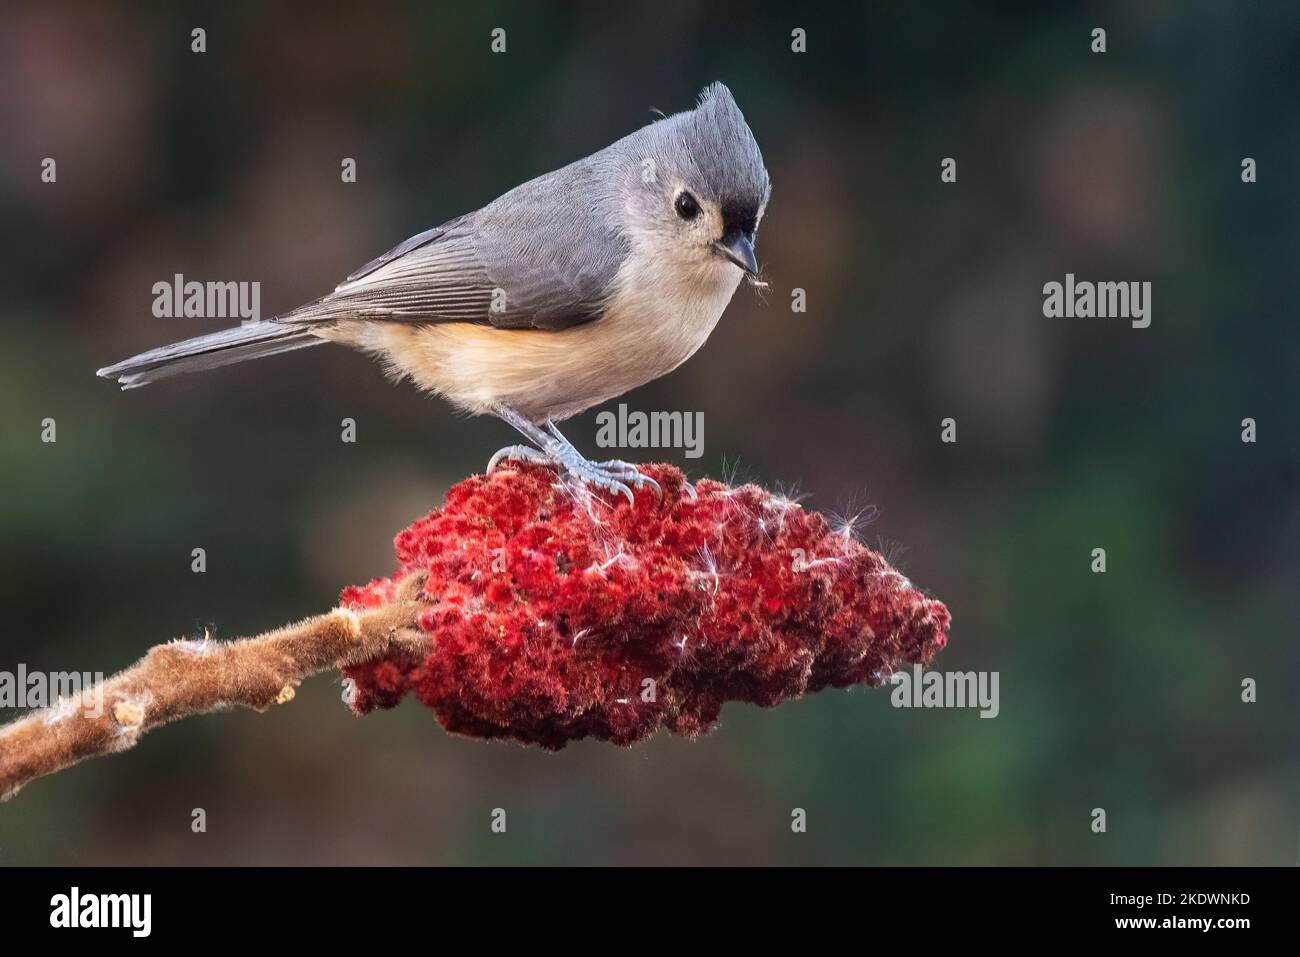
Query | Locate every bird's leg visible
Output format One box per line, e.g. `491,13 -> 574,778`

487,406 -> 661,504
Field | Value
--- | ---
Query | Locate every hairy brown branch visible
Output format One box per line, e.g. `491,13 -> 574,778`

0,576 -> 428,801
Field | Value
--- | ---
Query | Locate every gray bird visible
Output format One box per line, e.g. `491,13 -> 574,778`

98,82 -> 770,502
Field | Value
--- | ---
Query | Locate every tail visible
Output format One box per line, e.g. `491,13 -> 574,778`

96,322 -> 326,389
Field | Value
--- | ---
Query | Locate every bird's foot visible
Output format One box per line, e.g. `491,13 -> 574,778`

487,446 -> 661,506
590,459 -> 687,500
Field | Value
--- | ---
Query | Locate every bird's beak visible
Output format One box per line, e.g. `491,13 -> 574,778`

713,232 -> 758,276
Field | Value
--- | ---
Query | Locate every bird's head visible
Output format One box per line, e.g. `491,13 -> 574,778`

627,83 -> 771,281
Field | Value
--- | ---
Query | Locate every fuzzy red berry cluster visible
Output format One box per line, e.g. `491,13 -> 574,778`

340,464 -> 950,750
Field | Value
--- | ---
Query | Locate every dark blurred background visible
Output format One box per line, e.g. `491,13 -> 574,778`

1,1 -> 1295,864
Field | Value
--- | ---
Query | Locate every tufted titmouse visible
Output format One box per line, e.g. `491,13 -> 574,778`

98,83 -> 770,501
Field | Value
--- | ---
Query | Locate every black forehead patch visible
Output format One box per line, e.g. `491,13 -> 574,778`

720,198 -> 759,236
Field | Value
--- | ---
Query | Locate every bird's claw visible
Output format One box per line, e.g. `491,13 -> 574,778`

489,447 -> 657,506
565,460 -> 636,505
487,445 -> 552,473
590,460 -> 663,500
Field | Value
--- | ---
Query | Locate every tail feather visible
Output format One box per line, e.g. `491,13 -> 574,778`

97,323 -> 325,389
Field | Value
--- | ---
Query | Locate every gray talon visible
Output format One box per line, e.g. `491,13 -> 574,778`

564,462 -> 635,505
591,459 -> 662,499
638,475 -> 663,499
487,444 -> 552,473
603,478 -> 636,506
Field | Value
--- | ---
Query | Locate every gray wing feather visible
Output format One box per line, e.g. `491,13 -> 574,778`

280,158 -> 628,331
339,218 -> 462,285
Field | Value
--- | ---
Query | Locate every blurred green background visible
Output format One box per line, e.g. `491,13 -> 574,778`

1,1 -> 1296,865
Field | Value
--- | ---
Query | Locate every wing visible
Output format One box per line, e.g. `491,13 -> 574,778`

279,159 -> 629,331
339,218 -> 465,286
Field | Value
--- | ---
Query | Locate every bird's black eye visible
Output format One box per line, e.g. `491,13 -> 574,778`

674,191 -> 700,220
